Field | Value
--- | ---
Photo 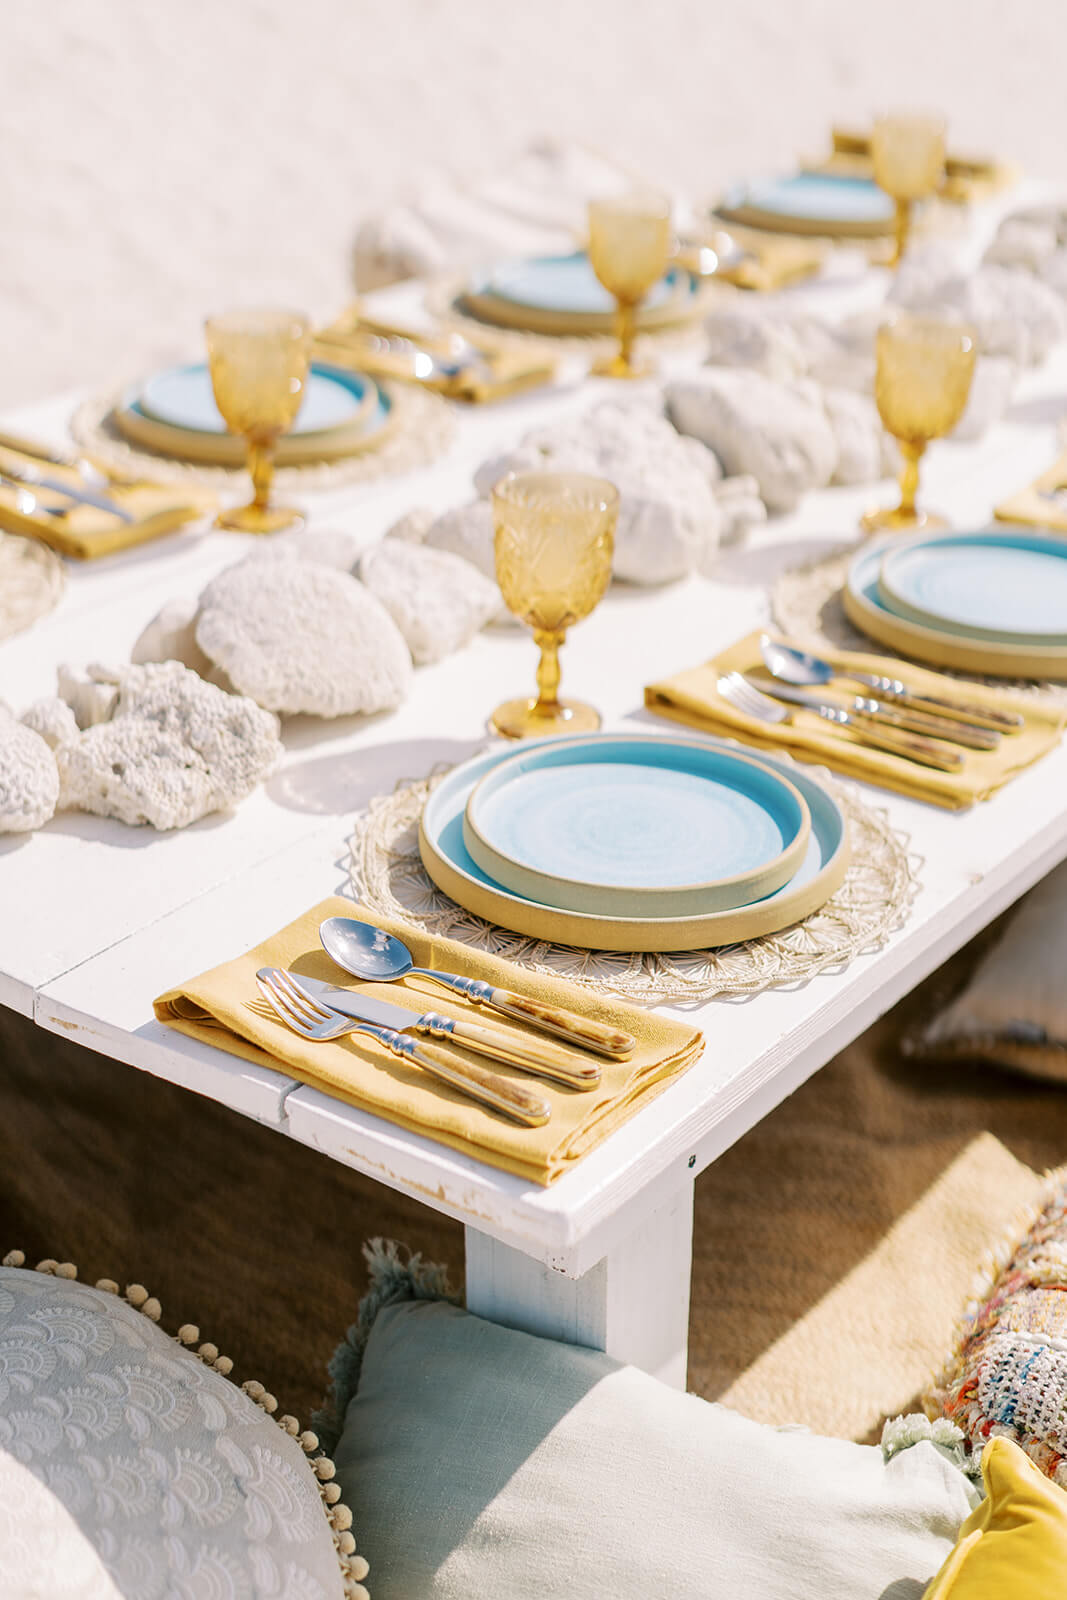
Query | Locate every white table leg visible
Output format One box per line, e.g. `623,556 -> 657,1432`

464,1184 -> 694,1388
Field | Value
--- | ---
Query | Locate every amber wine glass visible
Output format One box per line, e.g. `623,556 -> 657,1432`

205,308 -> 311,533
862,313 -> 976,535
490,471 -> 619,739
588,191 -> 672,379
871,114 -> 946,268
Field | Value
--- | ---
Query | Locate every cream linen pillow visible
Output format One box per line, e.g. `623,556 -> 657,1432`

911,858 -> 1067,1082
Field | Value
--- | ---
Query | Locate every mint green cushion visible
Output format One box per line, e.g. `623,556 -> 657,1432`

333,1300 -> 978,1600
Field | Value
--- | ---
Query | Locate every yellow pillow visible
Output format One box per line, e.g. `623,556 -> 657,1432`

924,1436 -> 1067,1596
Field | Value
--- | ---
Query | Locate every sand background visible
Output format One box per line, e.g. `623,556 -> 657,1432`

2,0 -> 1067,408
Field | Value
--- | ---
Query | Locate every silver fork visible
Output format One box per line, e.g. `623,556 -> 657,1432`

717,671 -> 964,772
255,967 -> 550,1127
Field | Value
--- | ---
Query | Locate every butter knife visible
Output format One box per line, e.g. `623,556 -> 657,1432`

0,458 -> 133,522
745,676 -> 964,770
287,973 -> 601,1090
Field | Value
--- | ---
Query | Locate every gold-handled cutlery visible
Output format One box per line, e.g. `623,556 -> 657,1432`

759,635 -> 1023,733
281,970 -> 601,1090
718,671 -> 964,771
256,967 -> 551,1128
319,917 -> 637,1059
750,672 -> 998,751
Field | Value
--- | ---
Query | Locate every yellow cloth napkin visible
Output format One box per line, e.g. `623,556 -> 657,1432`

645,631 -> 1066,810
0,475 -> 213,559
995,454 -> 1067,532
153,897 -> 703,1187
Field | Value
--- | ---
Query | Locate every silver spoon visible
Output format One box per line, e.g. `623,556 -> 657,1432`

319,916 -> 636,1059
759,634 -> 1024,734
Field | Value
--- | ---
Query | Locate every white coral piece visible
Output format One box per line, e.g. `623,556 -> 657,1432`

0,711 -> 59,833
360,540 -> 501,665
20,697 -> 80,751
703,303 -> 809,382
472,448 -> 543,499
384,507 -> 435,545
667,370 -> 838,513
889,260 -> 1066,367
194,556 -> 412,718
55,661 -> 282,830
260,526 -> 367,571
422,500 -> 497,580
711,475 -> 767,549
131,596 -> 213,676
57,664 -> 120,729
821,388 -> 895,485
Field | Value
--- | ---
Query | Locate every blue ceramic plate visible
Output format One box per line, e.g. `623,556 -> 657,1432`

878,531 -> 1067,646
462,736 -> 810,918
482,252 -> 678,316
418,735 -> 849,953
720,172 -> 893,227
843,537 -> 1067,678
138,361 -> 376,437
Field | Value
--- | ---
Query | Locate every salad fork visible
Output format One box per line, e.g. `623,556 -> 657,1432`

255,967 -> 551,1127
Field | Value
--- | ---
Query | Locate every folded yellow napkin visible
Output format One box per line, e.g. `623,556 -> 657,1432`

995,454 -> 1067,533
154,897 -> 703,1187
645,631 -> 1066,810
0,475 -> 213,559
315,307 -> 557,404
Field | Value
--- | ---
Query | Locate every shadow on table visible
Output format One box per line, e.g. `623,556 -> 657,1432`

40,808 -> 232,846
1005,390 -> 1067,429
709,534 -> 856,590
267,735 -> 483,816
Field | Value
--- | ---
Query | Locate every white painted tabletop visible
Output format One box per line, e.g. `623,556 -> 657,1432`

4,192 -> 1067,1279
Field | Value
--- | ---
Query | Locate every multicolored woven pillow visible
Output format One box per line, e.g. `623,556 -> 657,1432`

926,1177 -> 1067,1485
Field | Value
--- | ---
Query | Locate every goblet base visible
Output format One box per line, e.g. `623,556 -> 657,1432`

216,503 -> 305,535
489,696 -> 601,741
590,351 -> 656,380
860,504 -> 950,537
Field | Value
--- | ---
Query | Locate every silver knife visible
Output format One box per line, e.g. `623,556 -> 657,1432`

289,974 -> 601,1090
0,458 -> 134,522
745,675 -> 964,771
760,679 -> 998,750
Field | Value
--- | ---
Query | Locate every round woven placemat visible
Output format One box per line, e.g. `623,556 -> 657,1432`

69,380 -> 455,492
0,532 -> 65,642
772,543 -> 1067,704
347,757 -> 918,1006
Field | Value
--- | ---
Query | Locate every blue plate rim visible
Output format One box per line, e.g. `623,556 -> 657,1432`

877,529 -> 1067,646
131,359 -> 383,439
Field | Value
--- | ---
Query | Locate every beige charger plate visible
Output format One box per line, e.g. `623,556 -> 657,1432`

418,740 -> 850,954
113,376 -> 393,467
843,541 -> 1067,681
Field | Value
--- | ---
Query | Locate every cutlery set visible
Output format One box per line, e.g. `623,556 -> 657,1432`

717,634 -> 1023,772
256,916 -> 637,1127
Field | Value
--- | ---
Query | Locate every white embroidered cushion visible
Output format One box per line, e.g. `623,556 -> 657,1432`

0,1263 -> 361,1600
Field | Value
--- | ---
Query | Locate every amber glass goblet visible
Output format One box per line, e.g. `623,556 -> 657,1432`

587,191 -> 672,379
490,471 -> 619,739
205,308 -> 311,533
871,113 -> 946,268
862,313 -> 976,535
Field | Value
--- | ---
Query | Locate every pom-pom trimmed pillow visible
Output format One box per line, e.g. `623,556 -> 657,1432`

317,1241 -> 978,1600
925,1175 -> 1067,1486
0,1251 -> 368,1599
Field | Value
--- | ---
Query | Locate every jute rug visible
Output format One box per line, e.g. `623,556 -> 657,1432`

2,919 -> 1065,1428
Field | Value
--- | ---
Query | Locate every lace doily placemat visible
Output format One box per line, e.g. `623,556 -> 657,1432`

772,544 -> 1067,705
0,532 -> 65,642
70,380 -> 455,492
424,274 -> 717,359
347,760 -> 918,1006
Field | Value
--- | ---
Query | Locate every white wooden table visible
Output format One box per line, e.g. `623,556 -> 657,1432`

4,219 -> 1067,1388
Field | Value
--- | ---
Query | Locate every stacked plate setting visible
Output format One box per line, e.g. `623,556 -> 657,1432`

843,530 -> 1067,679
715,172 -> 894,238
114,360 -> 393,466
458,251 -> 704,336
417,734 -> 851,953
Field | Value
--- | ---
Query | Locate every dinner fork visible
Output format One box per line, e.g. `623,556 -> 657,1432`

255,967 -> 551,1127
717,671 -> 964,771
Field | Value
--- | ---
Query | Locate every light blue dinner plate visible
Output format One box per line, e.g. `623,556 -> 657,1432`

418,735 -> 849,953
878,531 -> 1067,647
481,252 -> 678,316
720,172 -> 893,228
138,361 -> 375,436
462,736 -> 810,919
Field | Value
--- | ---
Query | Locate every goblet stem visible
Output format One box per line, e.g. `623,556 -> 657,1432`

897,439 -> 925,519
248,435 -> 277,514
614,300 -> 636,375
533,628 -> 564,715
890,198 -> 910,268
